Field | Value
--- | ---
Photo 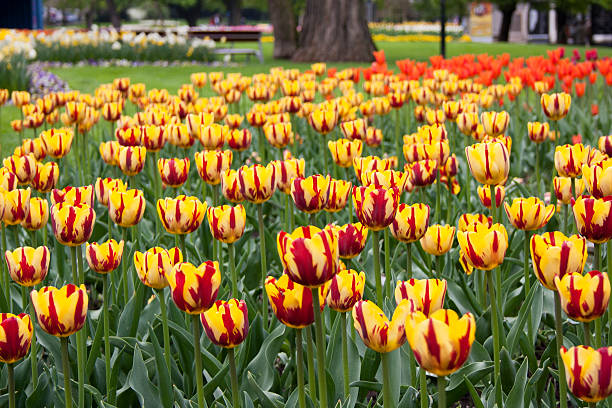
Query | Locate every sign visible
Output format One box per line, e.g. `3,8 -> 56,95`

469,2 -> 493,42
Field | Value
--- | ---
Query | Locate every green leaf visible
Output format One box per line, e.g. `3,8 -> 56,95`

86,312 -> 106,379
149,327 -> 173,408
246,371 -> 284,408
500,347 -> 516,394
507,283 -> 538,355
447,362 -> 493,404
128,345 -> 163,408
463,375 -> 485,408
505,358 -> 528,408
244,324 -> 286,392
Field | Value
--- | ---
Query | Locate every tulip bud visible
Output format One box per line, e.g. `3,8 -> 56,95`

290,175 -> 329,214
266,274 -> 314,328
238,163 -> 278,204
352,185 -> 401,230
0,313 -> 33,363
324,269 -> 365,312
527,122 -> 549,143
477,185 -> 505,209
325,178 -> 351,213
0,168 -> 17,191
1,188 -> 31,225
157,157 -> 190,188
541,92 -> 571,121
465,141 -> 510,186
118,146 -> 146,176
21,197 -> 48,231
555,271 -> 610,322
108,189 -> 146,227
328,138 -> 363,168
3,154 -> 36,185
194,150 -> 233,186
390,203 -> 430,243
457,223 -> 508,271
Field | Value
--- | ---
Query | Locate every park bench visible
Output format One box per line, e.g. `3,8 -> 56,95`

189,29 -> 264,63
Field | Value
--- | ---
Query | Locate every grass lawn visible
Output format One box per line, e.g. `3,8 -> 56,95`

1,40 -> 610,152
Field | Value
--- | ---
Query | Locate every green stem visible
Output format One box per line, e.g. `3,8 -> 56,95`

554,292 -> 568,408
122,228 -> 128,303
22,286 -> 39,389
192,314 -> 205,408
535,143 -> 541,197
296,329 -> 307,408
435,168 -> 441,224
340,312 -> 349,398
229,243 -> 238,298
487,272 -> 503,408
406,243 -> 412,279
524,231 -> 533,345
372,230 -> 382,305
419,365 -> 428,408
75,247 -> 85,408
311,288 -> 328,408
228,348 -> 240,408
584,321 -> 591,346
103,274 -> 113,403
0,224 -> 7,308
346,168 -> 353,224
394,109 -> 401,166
157,288 -> 172,375
595,318 -> 602,349
258,127 -> 266,163
464,134 -> 471,213
323,134 -> 329,176
437,376 -> 446,408
595,243 -> 601,271
384,228 -> 391,297
258,204 -> 268,329
381,352 -> 393,408
305,326 -> 317,403
61,337 -> 72,408
7,363 -> 15,408
107,208 -> 112,241
608,240 -> 612,347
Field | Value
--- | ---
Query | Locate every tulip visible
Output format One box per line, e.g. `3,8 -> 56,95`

157,157 -> 190,188
541,92 -> 571,121
528,122 -> 550,143
50,203 -> 95,247
264,122 -> 293,149
555,143 -> 587,178
531,231 -> 587,290
458,213 -> 492,231
117,146 -> 146,176
31,162 -> 59,193
167,123 -> 194,148
201,298 -> 248,348
365,127 -> 383,147
85,239 -> 124,274
94,178 -> 127,207
3,154 -> 36,185
0,313 -> 32,363
51,185 -> 94,207
323,269 -> 365,312
18,138 -> 46,161
405,309 -> 476,375
4,246 -> 50,286
330,223 -> 368,259
560,346 -> 612,403
31,284 -> 88,337
108,189 -> 145,228
572,195 -> 612,243
0,168 -> 17,191
134,247 -> 182,289
277,225 -> 339,288
199,123 -> 227,150
166,260 -> 220,314
309,109 -> 338,134
408,159 -> 438,187
194,150 -> 233,186
266,274 -> 314,328
221,169 -> 244,203
340,118 -> 368,141
582,159 -> 612,198
598,135 -> 612,157
504,197 -> 555,230
420,224 -> 455,256
238,163 -> 277,203
555,271 -> 610,323
477,184 -> 505,209
274,158 -> 305,194
141,125 -> 166,152
1,188 -> 31,226
290,175 -> 329,214
456,112 -> 479,136
325,178 -> 351,213
99,141 -> 120,166
465,141 -> 510,186
480,111 -> 509,136
554,177 -> 585,204
352,185 -> 401,230
157,195 -> 206,235
457,223 -> 508,271
328,138 -> 363,168
227,129 -> 252,151
391,203 -> 430,243
352,299 -> 412,353
116,127 -> 141,147
353,156 -> 391,182
225,114 -> 243,129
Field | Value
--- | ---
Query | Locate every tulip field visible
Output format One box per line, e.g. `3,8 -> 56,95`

1,47 -> 612,408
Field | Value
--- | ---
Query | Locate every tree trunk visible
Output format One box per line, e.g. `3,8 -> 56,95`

173,0 -> 203,27
227,0 -> 241,26
292,0 -> 376,62
497,4 -> 515,42
106,0 -> 121,30
268,0 -> 297,59
556,9 -> 568,44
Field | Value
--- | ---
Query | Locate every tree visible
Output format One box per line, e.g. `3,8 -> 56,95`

106,0 -> 122,28
268,0 -> 296,58
165,0 -> 205,26
493,0 -> 517,42
224,0 -> 241,25
292,0 -> 376,62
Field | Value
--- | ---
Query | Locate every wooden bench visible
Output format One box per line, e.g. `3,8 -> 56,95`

128,27 -> 264,63
189,29 -> 264,63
